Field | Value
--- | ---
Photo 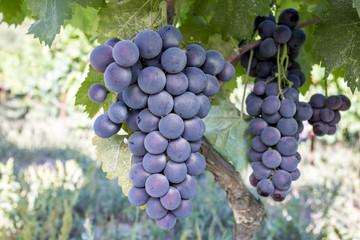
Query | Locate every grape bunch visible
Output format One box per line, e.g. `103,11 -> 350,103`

87,25 -> 235,229
308,94 -> 351,136
244,9 -> 312,201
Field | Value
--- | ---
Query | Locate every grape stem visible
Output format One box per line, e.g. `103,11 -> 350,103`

223,18 -> 321,67
240,49 -> 254,118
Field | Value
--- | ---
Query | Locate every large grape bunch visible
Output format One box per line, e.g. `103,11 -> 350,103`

87,25 -> 235,229
308,94 -> 351,136
243,9 -> 312,201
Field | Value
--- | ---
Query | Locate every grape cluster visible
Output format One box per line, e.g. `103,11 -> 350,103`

87,25 -> 235,229
244,9 -> 312,201
308,94 -> 351,136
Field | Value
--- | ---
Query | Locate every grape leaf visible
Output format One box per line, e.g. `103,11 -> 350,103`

314,0 -> 360,92
204,97 -> 251,171
179,0 -> 269,46
96,0 -> 167,44
0,0 -> 27,25
354,0 -> 360,17
65,4 -> 99,37
26,0 -> 103,46
75,66 -> 116,119
92,135 -> 134,196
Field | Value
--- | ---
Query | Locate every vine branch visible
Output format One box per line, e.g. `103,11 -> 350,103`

166,0 -> 175,25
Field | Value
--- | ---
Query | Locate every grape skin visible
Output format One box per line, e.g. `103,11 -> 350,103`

126,109 -> 141,131
113,40 -> 139,67
182,117 -> 206,141
145,174 -> 170,198
123,84 -> 148,109
258,20 -> 276,39
136,109 -> 160,133
173,174 -> 197,199
172,199 -> 192,218
88,83 -> 108,104
137,66 -> 166,94
185,152 -> 206,176
262,95 -> 281,115
184,67 -> 207,94
257,179 -> 275,197
249,118 -> 268,135
134,29 -> 163,59
167,137 -> 191,162
277,137 -> 298,156
108,102 -> 128,124
146,197 -> 167,219
128,187 -> 149,206
272,170 -> 292,191
159,113 -> 185,139
144,131 -> 169,154
260,127 -> 281,146
174,92 -> 200,119
148,90 -> 174,117
93,113 -> 120,138
161,47 -> 187,73
217,62 -> 236,82
128,131 -> 147,156
160,187 -> 181,210
166,72 -> 189,96
143,153 -> 167,173
185,44 -> 206,67
104,62 -> 132,93
262,149 -> 282,168
202,74 -> 220,97
251,136 -> 267,153
90,45 -> 114,73
164,160 -> 188,184
202,50 -> 225,75
129,162 -> 150,187
158,25 -> 182,49
156,213 -> 177,230
196,93 -> 211,118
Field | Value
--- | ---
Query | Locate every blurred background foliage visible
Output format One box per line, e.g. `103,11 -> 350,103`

0,1 -> 360,239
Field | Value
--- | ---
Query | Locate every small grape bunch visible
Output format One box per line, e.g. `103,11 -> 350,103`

86,25 -> 235,229
308,94 -> 351,136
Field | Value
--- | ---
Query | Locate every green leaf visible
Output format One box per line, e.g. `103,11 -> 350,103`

92,135 -> 134,196
97,0 -> 167,44
204,97 -> 251,171
179,0 -> 269,46
75,66 -> 115,119
0,0 -> 27,25
175,0 -> 196,25
65,4 -> 99,37
314,0 -> 360,92
353,0 -> 360,17
26,0 -> 103,46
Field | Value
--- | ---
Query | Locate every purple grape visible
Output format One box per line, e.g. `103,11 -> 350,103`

105,38 -> 120,47
249,173 -> 260,187
246,97 -> 263,117
129,162 -> 150,187
128,131 -> 147,156
174,92 -> 200,119
277,137 -> 298,156
327,125 -> 337,135
265,82 -> 280,96
130,60 -> 143,84
288,29 -> 306,49
159,113 -> 185,139
183,67 -> 207,94
320,108 -> 335,123
260,127 -> 281,146
262,111 -> 281,124
258,20 -> 276,39
272,170 -> 292,191
189,140 -> 202,152
113,40 -> 139,67
253,81 -> 267,96
167,137 -> 191,162
88,83 -> 108,103
166,72 -> 189,96
108,102 -> 128,124
196,93 -> 211,118
309,108 -> 321,123
271,189 -> 287,201
142,153 -> 167,173
289,168 -> 300,181
262,149 -> 282,168
156,213 -> 177,230
158,25 -> 182,49
328,111 -> 340,125
278,8 -> 299,28
104,62 -> 132,93
262,95 -> 281,115
256,61 -> 273,78
248,148 -> 263,162
128,187 -> 149,206
339,95 -> 351,111
164,160 -> 187,183
259,38 -> 277,58
148,90 -> 174,117
145,174 -> 170,198
133,155 -> 144,163
249,118 -> 268,135
123,84 -> 148,109
309,94 -> 326,108
134,29 -> 162,59
90,45 -> 114,73
283,87 -> 299,103
288,74 -> 301,88
126,109 -> 141,131
280,155 -> 298,172
277,118 -> 298,136
137,66 -> 166,94
146,197 -> 167,219
160,187 -> 181,210
295,102 -> 313,121
137,109 -> 160,133
144,131 -> 168,154
217,62 -> 236,82
257,179 -> 275,197
273,25 -> 292,43
253,162 -> 272,180
93,113 -> 120,138
202,50 -> 225,75
182,117 -> 206,141
173,199 -> 193,218
185,44 -> 206,67
279,98 -> 296,118
161,47 -> 187,73
251,136 -> 267,153
202,74 -> 220,97
185,152 -> 206,176
173,174 -> 197,199
313,121 -> 329,136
